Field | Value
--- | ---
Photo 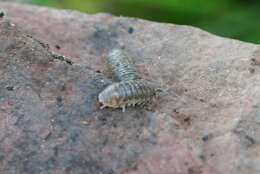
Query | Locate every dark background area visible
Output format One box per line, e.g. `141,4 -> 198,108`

9,0 -> 260,44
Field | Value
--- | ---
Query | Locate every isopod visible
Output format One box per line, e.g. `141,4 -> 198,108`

98,80 -> 158,112
108,48 -> 140,81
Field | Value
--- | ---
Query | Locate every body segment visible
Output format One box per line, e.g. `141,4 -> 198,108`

108,49 -> 140,81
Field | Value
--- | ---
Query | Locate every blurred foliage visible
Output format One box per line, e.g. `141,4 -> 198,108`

30,0 -> 260,44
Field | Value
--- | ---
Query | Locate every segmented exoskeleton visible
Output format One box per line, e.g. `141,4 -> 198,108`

108,48 -> 140,81
98,80 -> 158,112
98,48 -> 160,112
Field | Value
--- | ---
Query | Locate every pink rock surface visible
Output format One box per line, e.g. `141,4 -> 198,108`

1,2 -> 260,174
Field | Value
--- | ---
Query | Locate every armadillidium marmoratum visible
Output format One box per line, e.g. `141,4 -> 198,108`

108,48 -> 140,81
98,80 -> 158,112
98,48 -> 160,112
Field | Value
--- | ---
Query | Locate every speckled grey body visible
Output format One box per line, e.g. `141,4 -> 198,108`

99,48 -> 159,111
108,48 -> 140,81
98,80 -> 157,112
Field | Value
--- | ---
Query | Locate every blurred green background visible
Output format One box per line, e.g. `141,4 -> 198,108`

28,0 -> 259,44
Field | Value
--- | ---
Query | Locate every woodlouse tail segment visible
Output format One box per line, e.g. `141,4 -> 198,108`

108,48 -> 140,81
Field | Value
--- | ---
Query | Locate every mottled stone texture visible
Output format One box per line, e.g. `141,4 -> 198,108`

1,2 -> 260,174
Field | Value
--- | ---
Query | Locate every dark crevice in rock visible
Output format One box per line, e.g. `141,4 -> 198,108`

52,53 -> 73,65
128,27 -> 134,34
201,133 -> 214,142
0,11 -> 4,18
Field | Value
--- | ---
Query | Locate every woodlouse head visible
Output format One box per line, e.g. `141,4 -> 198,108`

98,83 -> 124,109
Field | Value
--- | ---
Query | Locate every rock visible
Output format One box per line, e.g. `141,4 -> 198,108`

0,2 -> 260,174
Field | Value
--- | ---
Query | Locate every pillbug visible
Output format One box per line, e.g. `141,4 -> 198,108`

108,48 -> 140,81
98,80 -> 158,112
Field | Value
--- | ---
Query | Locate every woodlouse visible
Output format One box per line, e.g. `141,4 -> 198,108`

108,48 -> 140,81
98,48 -> 161,112
98,80 -> 158,112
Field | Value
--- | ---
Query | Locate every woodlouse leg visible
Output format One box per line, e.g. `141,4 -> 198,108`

100,104 -> 106,109
121,105 -> 126,112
